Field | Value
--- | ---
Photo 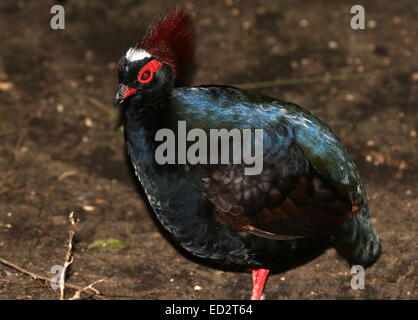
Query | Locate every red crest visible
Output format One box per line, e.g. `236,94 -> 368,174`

139,8 -> 195,83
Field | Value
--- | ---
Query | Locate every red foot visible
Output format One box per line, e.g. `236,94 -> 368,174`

251,268 -> 270,300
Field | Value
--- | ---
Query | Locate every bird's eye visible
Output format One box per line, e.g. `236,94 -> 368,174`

138,67 -> 153,84
137,59 -> 162,84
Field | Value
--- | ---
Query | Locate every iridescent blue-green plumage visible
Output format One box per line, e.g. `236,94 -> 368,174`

124,86 -> 381,269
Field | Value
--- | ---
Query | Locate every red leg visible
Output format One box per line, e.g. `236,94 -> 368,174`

251,268 -> 270,300
252,269 -> 257,286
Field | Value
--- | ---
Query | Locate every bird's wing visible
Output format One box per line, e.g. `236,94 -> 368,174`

204,123 -> 359,240
171,86 -> 364,239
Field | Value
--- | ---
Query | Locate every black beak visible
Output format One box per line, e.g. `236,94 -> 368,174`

114,84 -> 137,106
114,84 -> 127,106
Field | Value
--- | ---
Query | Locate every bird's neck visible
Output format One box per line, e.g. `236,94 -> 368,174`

127,89 -> 173,131
124,88 -> 179,168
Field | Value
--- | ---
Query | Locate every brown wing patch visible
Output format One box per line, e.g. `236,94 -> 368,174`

204,162 -> 358,240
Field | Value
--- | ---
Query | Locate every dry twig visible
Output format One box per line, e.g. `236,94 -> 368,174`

69,279 -> 106,300
0,257 -> 105,299
0,212 -> 106,300
58,211 -> 78,300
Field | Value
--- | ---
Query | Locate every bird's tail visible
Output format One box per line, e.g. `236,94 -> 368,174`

331,208 -> 382,268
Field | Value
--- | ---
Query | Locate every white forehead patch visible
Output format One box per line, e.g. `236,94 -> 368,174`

125,48 -> 151,62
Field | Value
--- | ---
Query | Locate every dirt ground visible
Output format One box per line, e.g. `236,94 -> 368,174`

0,0 -> 416,300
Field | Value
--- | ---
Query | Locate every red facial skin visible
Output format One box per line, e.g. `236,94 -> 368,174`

122,87 -> 138,100
137,60 -> 163,84
122,59 -> 163,100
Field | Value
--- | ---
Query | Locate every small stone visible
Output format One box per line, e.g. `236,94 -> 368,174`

367,140 -> 375,146
373,153 -> 385,164
328,41 -> 338,49
367,20 -> 377,28
194,285 -> 202,291
299,19 -> 309,27
242,21 -> 251,30
84,117 -> 94,127
0,81 -> 14,91
69,81 -> 78,89
399,161 -> 407,170
410,130 -> 417,137
83,205 -> 95,212
411,73 -> 418,82
345,93 -> 355,101
230,8 -> 239,16
56,103 -> 64,113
